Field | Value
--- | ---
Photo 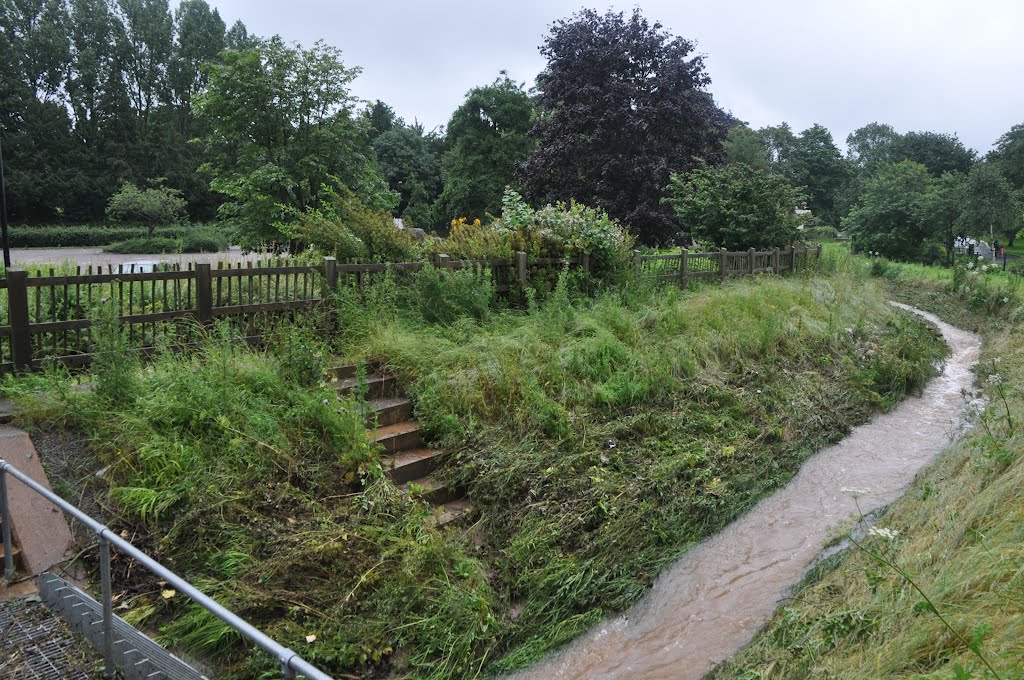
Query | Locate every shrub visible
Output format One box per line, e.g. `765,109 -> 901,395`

106,182 -> 188,237
407,264 -> 496,325
9,225 -> 190,248
104,237 -> 181,254
434,190 -> 635,278
89,301 -> 139,405
181,230 -> 229,253
273,325 -> 328,387
295,185 -> 422,262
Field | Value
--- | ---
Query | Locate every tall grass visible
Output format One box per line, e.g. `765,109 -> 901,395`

711,259 -> 1024,679
21,261 -> 947,678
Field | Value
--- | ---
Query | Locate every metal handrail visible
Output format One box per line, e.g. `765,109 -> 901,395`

1,457 -> 333,680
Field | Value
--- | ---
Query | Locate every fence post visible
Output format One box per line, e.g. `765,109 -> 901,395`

816,244 -> 822,261
516,251 -> 527,283
789,245 -> 796,272
719,248 -> 727,282
634,250 -> 643,276
748,247 -> 756,275
581,252 -> 590,275
323,256 -> 338,292
438,254 -> 450,270
773,247 -> 780,275
679,247 -> 688,288
196,263 -> 212,324
7,269 -> 31,371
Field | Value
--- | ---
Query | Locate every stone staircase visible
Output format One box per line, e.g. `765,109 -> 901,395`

330,362 -> 472,525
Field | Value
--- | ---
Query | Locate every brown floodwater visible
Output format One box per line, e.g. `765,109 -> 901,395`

510,303 -> 981,680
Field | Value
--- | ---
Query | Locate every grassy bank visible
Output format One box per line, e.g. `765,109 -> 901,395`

8,266 -> 946,679
710,256 -> 1024,679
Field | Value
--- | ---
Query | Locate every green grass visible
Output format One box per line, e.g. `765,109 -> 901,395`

709,256 -> 1024,680
15,263 -> 947,679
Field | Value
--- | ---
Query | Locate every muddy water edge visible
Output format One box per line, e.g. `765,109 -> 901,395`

509,304 -> 981,680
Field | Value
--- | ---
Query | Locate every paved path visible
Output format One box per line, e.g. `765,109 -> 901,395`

7,246 -> 271,270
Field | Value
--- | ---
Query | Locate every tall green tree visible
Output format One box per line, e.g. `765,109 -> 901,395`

890,131 -> 975,177
919,171 -> 966,264
520,8 -> 729,245
195,37 -> 394,246
957,163 -> 1023,245
666,162 -> 804,250
434,74 -> 534,224
372,123 -> 443,227
724,124 -> 770,171
843,160 -> 932,259
787,124 -> 851,227
989,123 -> 1024,190
846,122 -> 901,174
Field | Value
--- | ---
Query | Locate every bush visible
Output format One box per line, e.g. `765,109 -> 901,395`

9,225 -> 190,248
89,301 -> 139,405
181,230 -> 229,253
106,182 -> 188,237
407,264 -> 496,325
295,185 -> 422,262
104,237 -> 181,254
434,190 -> 635,278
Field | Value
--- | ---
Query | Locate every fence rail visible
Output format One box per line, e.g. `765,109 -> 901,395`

0,246 -> 819,374
1,456 -> 333,680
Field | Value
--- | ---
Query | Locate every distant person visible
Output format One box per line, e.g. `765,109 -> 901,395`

994,239 -> 1001,255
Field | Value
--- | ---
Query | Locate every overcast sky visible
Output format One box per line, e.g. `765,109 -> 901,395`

204,0 -> 1024,154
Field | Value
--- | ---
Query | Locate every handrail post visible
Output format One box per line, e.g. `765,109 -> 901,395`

7,269 -> 31,371
196,263 -> 212,325
1,467 -> 13,582
99,534 -> 115,677
679,247 -> 688,289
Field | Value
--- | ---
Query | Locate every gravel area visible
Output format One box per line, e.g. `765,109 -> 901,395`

8,245 -> 270,269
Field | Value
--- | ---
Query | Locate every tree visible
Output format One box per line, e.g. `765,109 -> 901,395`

787,124 -> 851,227
520,8 -> 729,245
665,162 -> 804,250
989,123 -> 1024,190
957,163 -> 1023,245
843,161 -> 933,259
194,38 -> 395,246
106,182 -> 187,236
373,123 -> 443,224
724,124 -> 769,171
846,122 -> 901,174
919,172 -> 966,264
890,131 -> 975,177
434,74 -> 534,224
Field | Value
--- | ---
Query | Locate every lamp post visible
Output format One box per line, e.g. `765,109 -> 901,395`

0,133 -> 10,268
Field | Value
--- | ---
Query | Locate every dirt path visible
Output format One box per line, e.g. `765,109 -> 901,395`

510,304 -> 981,680
7,246 -> 267,270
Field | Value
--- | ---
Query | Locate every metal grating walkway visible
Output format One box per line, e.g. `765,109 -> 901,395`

0,596 -> 98,679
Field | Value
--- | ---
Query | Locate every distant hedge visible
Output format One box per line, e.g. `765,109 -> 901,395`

9,225 -> 191,248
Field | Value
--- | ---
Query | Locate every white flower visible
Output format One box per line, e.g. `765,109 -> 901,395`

987,374 -> 1004,386
869,526 -> 900,540
991,357 -> 1003,364
966,262 -> 975,270
841,486 -> 871,498
1003,297 -> 1010,304
979,255 -> 986,261
322,398 -> 330,405
980,265 -> 988,272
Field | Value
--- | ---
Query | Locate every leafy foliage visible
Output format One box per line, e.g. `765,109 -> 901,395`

194,38 -> 396,247
957,163 -> 1023,245
433,74 -> 535,225
106,182 -> 188,237
521,8 -> 729,246
666,162 -> 805,250
844,161 -> 933,259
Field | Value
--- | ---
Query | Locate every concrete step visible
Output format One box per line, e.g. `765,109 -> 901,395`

336,373 -> 396,399
372,421 -> 422,454
402,475 -> 460,505
364,397 -> 413,428
381,448 -> 442,484
432,499 -> 475,527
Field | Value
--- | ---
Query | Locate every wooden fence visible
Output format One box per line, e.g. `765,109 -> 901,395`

0,246 -> 818,374
0,253 -> 580,374
634,244 -> 822,286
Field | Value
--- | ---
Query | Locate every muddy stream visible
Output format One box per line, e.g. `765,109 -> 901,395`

511,304 -> 981,680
